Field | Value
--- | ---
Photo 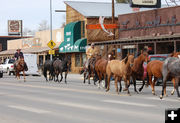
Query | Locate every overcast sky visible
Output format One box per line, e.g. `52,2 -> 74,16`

0,0 -> 176,36
0,0 -> 111,36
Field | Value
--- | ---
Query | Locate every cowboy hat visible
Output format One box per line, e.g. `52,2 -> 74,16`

91,43 -> 95,46
16,48 -> 21,51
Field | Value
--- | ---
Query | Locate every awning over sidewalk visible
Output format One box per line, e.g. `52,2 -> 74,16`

0,47 -> 54,55
59,21 -> 86,53
59,38 -> 87,53
73,38 -> 87,52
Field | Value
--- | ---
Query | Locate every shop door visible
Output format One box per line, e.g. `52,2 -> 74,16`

122,48 -> 136,59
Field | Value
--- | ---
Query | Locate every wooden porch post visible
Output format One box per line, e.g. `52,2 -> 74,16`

43,54 -> 46,64
174,40 -> 176,52
154,42 -> 157,54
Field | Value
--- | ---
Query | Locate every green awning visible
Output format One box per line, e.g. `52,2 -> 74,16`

59,21 -> 86,53
64,21 -> 81,45
59,38 -> 87,53
73,38 -> 87,52
59,41 -> 67,52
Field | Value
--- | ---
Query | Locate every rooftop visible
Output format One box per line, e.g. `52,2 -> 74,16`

64,1 -> 156,18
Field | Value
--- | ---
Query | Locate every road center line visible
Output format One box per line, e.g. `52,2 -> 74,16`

102,100 -> 156,107
8,105 -> 51,114
57,101 -> 103,111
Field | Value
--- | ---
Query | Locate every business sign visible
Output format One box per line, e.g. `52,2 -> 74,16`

8,20 -> 22,35
122,45 -> 136,49
130,0 -> 161,8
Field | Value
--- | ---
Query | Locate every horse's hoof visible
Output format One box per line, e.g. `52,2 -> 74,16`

106,89 -> 109,92
139,88 -> 143,92
160,95 -> 163,99
123,88 -> 128,91
153,93 -> 157,96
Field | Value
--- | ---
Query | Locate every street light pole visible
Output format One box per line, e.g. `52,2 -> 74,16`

50,0 -> 53,61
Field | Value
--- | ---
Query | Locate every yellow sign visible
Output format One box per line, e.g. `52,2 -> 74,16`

47,40 -> 56,49
49,50 -> 55,54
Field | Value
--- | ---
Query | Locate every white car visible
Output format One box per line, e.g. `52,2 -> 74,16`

0,59 -> 15,75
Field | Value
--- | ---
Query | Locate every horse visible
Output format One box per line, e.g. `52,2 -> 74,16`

131,50 -> 149,93
146,60 -> 164,95
81,55 -> 101,85
106,54 -> 134,94
43,60 -> 54,81
14,58 -> 27,82
146,52 -> 180,96
94,53 -> 114,89
53,58 -> 71,83
160,57 -> 180,99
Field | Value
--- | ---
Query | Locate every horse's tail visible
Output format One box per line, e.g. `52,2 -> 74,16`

146,72 -> 149,87
42,66 -> 47,78
93,68 -> 99,82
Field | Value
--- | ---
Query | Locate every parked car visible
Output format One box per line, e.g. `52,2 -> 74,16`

143,54 -> 168,85
0,59 -> 15,75
0,65 -> 3,78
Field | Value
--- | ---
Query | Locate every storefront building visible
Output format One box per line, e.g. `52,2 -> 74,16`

92,6 -> 180,58
62,1 -> 152,72
0,28 -> 64,67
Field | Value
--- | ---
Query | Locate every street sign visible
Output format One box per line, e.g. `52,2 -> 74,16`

47,40 -> 56,49
48,50 -> 55,54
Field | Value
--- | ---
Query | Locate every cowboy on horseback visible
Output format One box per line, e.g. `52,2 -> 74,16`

85,43 -> 99,80
14,48 -> 28,71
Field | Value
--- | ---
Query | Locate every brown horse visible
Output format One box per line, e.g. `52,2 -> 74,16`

106,54 -> 134,94
147,51 -> 180,96
94,53 -> 114,89
81,55 -> 101,85
131,50 -> 149,93
14,58 -> 27,82
146,60 -> 164,95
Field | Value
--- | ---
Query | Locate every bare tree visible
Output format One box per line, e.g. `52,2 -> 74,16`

60,22 -> 66,28
38,20 -> 49,31
23,27 -> 35,36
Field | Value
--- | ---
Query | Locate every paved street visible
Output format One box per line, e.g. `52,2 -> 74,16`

0,73 -> 180,123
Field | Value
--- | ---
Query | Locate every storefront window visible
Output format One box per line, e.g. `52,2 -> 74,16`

75,54 -> 80,67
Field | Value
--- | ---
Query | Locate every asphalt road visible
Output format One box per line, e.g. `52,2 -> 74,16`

0,73 -> 180,123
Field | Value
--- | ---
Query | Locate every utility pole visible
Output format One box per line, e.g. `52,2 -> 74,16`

112,0 -> 115,40
50,0 -> 53,60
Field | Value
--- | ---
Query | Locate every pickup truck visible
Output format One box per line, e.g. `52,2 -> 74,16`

0,59 -> 15,75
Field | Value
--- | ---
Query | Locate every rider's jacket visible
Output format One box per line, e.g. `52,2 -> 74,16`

86,47 -> 99,59
14,52 -> 24,60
